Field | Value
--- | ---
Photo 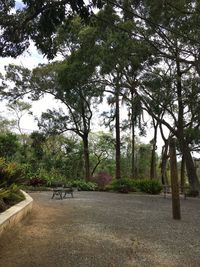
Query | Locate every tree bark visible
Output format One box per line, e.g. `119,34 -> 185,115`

131,89 -> 135,179
176,54 -> 200,191
180,140 -> 200,190
115,85 -> 121,179
150,119 -> 158,179
180,155 -> 185,193
160,140 -> 169,185
83,134 -> 90,181
131,122 -> 135,179
169,138 -> 181,220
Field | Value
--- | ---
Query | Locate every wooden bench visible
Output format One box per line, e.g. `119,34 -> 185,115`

51,186 -> 74,199
163,185 -> 189,199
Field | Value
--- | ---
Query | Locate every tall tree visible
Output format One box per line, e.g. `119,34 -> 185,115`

0,0 -> 104,58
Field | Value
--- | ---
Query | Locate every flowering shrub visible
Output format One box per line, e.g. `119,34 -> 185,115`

92,171 -> 113,190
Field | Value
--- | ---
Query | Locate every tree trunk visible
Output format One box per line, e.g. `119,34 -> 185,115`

180,155 -> 185,193
176,54 -> 200,191
180,140 -> 200,191
150,120 -> 158,179
115,86 -> 121,179
169,138 -> 181,220
131,91 -> 135,179
82,134 -> 90,181
160,140 -> 169,185
131,123 -> 135,179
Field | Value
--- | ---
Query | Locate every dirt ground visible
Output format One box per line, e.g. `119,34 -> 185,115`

0,191 -> 200,267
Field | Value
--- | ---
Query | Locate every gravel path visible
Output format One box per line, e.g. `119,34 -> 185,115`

0,191 -> 200,267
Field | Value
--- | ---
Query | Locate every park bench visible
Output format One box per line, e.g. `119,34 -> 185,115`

51,186 -> 74,199
163,185 -> 190,199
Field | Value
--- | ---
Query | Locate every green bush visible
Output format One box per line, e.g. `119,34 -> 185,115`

108,179 -> 162,194
0,158 -> 28,187
69,180 -> 97,191
186,189 -> 199,197
31,168 -> 67,187
109,179 -> 137,193
136,179 -> 162,194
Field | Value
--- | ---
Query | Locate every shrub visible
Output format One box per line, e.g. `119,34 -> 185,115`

0,158 -> 27,187
186,189 -> 199,197
136,179 -> 162,194
108,179 -> 162,194
0,184 -> 25,212
92,171 -> 113,190
29,177 -> 46,187
69,180 -> 97,191
109,179 -> 137,193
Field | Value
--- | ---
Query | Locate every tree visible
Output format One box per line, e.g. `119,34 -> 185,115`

0,0 -> 104,58
89,132 -> 115,176
7,100 -> 32,137
36,64 -> 102,181
0,132 -> 19,159
0,115 -> 15,133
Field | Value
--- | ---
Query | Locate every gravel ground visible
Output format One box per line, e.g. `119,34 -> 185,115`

0,191 -> 200,267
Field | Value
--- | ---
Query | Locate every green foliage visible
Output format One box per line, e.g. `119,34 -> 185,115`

0,158 -> 27,187
0,184 -> 25,212
136,180 -> 162,194
186,189 -> 199,197
109,179 -> 138,193
0,132 -> 19,159
109,178 -> 162,194
68,180 -> 97,191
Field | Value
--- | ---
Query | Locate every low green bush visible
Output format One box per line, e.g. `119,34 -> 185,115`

136,179 -> 162,194
109,179 -> 137,193
68,180 -> 97,191
108,179 -> 162,194
186,189 -> 199,197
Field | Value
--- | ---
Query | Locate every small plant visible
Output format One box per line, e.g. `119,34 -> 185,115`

92,171 -> 113,190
